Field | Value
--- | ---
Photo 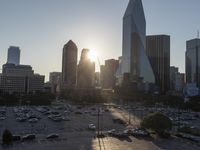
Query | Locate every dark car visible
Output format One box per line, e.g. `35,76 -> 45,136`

113,118 -> 126,125
12,135 -> 21,141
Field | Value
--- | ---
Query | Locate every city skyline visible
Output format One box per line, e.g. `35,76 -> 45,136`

0,0 -> 200,81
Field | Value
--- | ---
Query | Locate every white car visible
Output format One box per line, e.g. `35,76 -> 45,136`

0,117 -> 6,120
88,124 -> 96,130
28,118 -> 38,123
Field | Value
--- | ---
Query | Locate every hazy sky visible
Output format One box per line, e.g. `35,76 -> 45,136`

0,0 -> 199,81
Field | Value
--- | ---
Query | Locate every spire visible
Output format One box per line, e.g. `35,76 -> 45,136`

124,0 -> 144,18
64,40 -> 77,49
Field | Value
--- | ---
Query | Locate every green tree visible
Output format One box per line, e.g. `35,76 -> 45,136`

141,112 -> 172,134
2,129 -> 13,144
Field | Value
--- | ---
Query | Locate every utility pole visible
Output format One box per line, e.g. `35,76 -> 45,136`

100,107 -> 103,135
97,107 -> 100,136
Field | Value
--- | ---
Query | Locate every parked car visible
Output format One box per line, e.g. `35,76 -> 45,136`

88,124 -> 96,130
46,134 -> 59,139
0,116 -> 6,120
131,128 -> 150,137
113,118 -> 126,125
62,116 -> 71,121
28,118 -> 38,123
22,134 -> 36,141
12,135 -> 21,141
107,129 -> 128,138
16,117 -> 27,122
74,111 -> 83,115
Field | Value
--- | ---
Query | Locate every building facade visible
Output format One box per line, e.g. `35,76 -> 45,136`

170,66 -> 185,93
170,66 -> 179,90
100,59 -> 119,89
7,46 -> 20,65
186,38 -> 200,88
2,63 -> 33,76
77,49 -> 95,89
0,64 -> 44,94
62,40 -> 78,89
121,0 -> 155,84
146,35 -> 170,93
49,72 -> 62,94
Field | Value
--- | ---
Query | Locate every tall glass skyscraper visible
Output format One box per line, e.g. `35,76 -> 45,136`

186,38 -> 200,88
7,46 -> 20,65
121,0 -> 155,83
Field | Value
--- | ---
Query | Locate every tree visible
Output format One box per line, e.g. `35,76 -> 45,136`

141,112 -> 172,134
184,96 -> 200,111
2,129 -> 13,144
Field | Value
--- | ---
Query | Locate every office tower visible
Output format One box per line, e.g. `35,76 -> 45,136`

49,72 -> 62,94
94,72 -> 100,87
186,38 -> 200,88
0,63 -> 44,94
146,35 -> 170,93
115,56 -> 123,86
77,49 -> 95,88
7,46 -> 20,65
121,0 -> 155,83
170,66 -> 179,90
100,59 -> 119,89
62,40 -> 78,89
170,66 -> 185,92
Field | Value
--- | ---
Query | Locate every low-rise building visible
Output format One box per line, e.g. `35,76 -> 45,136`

49,72 -> 61,94
0,64 -> 44,94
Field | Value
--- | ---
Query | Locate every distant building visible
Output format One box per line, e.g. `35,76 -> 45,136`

175,73 -> 185,92
186,38 -> 200,89
170,66 -> 185,93
94,72 -> 100,87
7,46 -> 20,65
184,83 -> 199,97
2,63 -> 33,76
146,35 -> 170,93
62,40 -> 78,89
100,59 -> 119,89
49,72 -> 61,94
77,49 -> 95,89
44,82 -> 51,93
115,56 -> 123,86
170,66 -> 179,90
0,64 -> 44,94
120,0 -> 155,84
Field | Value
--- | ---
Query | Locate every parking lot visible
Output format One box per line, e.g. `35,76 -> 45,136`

0,104 -> 199,150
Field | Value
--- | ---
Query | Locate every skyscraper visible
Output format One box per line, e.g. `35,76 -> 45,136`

146,35 -> 170,93
77,49 -> 95,88
170,66 -> 185,92
7,46 -> 20,65
186,38 -> 200,88
170,66 -> 179,90
100,59 -> 119,89
62,40 -> 78,89
121,0 -> 155,83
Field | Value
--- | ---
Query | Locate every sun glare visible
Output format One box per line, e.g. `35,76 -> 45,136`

88,50 -> 97,62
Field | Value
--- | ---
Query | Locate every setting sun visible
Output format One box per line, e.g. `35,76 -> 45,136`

88,50 -> 98,62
